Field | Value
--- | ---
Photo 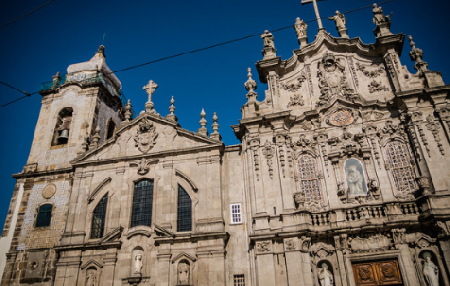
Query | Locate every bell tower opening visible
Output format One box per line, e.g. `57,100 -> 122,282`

52,107 -> 73,146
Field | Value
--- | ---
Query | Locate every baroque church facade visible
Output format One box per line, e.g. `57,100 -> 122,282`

1,4 -> 450,286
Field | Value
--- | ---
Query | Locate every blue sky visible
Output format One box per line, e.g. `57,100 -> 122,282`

0,0 -> 449,230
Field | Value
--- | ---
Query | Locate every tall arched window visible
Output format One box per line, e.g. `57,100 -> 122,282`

297,154 -> 323,208
35,204 -> 53,228
385,142 -> 416,195
131,180 -> 154,228
177,185 -> 192,232
91,194 -> 108,239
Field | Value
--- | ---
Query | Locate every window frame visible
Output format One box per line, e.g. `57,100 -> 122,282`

35,204 -> 53,228
230,203 -> 242,225
233,274 -> 245,286
177,184 -> 192,232
90,194 -> 108,239
130,179 -> 154,228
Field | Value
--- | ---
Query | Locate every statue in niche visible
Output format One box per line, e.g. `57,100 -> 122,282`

261,30 -> 275,48
318,263 -> 334,286
422,252 -> 439,286
134,251 -> 143,274
344,159 -> 367,196
86,271 -> 96,286
178,260 -> 190,285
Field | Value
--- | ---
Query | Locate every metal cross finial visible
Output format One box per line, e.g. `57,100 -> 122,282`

301,0 -> 326,30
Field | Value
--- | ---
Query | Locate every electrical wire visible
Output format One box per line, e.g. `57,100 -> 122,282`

0,0 -> 401,108
0,0 -> 60,30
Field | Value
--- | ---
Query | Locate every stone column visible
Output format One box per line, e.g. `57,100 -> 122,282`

102,249 -> 117,286
0,252 -> 16,286
301,251 -> 314,286
107,167 -> 125,232
156,250 -> 171,286
439,238 -> 450,276
334,235 -> 348,286
284,238 -> 304,285
255,240 -> 276,286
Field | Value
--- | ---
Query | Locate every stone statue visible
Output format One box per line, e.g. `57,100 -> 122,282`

422,252 -> 439,286
261,30 -> 275,48
294,17 -> 308,38
372,4 -> 391,25
318,263 -> 334,286
134,251 -> 143,274
328,11 -> 346,30
178,262 -> 190,285
86,271 -> 96,286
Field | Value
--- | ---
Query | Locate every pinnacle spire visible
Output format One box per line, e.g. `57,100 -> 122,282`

198,109 -> 208,137
210,112 -> 221,141
166,96 -> 178,122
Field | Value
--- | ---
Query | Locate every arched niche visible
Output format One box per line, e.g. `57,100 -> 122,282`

131,246 -> 144,277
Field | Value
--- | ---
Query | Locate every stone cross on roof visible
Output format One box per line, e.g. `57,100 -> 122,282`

143,80 -> 158,113
301,0 -> 326,30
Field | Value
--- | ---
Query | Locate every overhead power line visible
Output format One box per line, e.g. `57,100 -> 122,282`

0,0 -> 400,108
0,0 -> 60,30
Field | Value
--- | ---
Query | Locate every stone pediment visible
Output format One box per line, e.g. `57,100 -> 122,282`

72,113 -> 222,165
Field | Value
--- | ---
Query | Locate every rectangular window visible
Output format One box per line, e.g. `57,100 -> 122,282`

230,203 -> 242,224
234,274 -> 245,286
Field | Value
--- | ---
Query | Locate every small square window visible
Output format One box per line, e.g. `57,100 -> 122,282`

234,274 -> 245,286
230,203 -> 242,224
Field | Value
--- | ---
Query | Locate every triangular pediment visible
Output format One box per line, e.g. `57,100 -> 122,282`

72,113 -> 222,164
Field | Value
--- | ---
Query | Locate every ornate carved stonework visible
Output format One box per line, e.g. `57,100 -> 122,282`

262,140 -> 275,179
130,158 -> 159,175
368,80 -> 388,93
248,136 -> 261,180
281,75 -> 306,92
42,184 -> 57,199
356,62 -> 385,78
328,109 -> 354,126
287,93 -> 305,107
316,53 -> 357,106
256,241 -> 271,253
284,239 -> 295,251
134,118 -> 158,153
426,114 -> 445,156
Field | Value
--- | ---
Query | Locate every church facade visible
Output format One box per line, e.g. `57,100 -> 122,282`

1,4 -> 450,286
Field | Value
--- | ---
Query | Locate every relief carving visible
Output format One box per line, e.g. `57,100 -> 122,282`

356,62 -> 385,78
316,53 -> 358,107
256,241 -> 271,253
130,158 -> 159,175
262,140 -> 275,179
284,239 -> 296,251
349,234 -> 391,252
134,118 -> 158,153
287,93 -> 305,107
327,109 -> 354,126
282,75 -> 306,92
426,114 -> 445,156
368,80 -> 388,93
248,136 -> 260,180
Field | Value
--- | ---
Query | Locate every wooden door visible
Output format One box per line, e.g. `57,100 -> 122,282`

352,260 -> 403,286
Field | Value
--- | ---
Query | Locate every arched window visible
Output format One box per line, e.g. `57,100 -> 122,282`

297,154 -> 323,208
385,142 -> 416,195
131,180 -> 154,228
91,194 -> 108,239
35,204 -> 53,227
177,185 -> 192,232
52,107 -> 73,146
105,119 -> 116,140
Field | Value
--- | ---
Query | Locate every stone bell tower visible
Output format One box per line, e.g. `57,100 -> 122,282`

0,45 -> 125,285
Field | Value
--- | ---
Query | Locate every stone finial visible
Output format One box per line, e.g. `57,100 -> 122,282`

90,126 -> 101,148
408,35 -> 428,74
166,96 -> 178,122
143,80 -> 158,113
294,18 -> 308,47
244,68 -> 258,102
372,4 -> 393,37
77,132 -> 90,156
198,109 -> 208,137
124,99 -> 132,122
328,11 -> 348,39
261,30 -> 277,60
210,112 -> 221,141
